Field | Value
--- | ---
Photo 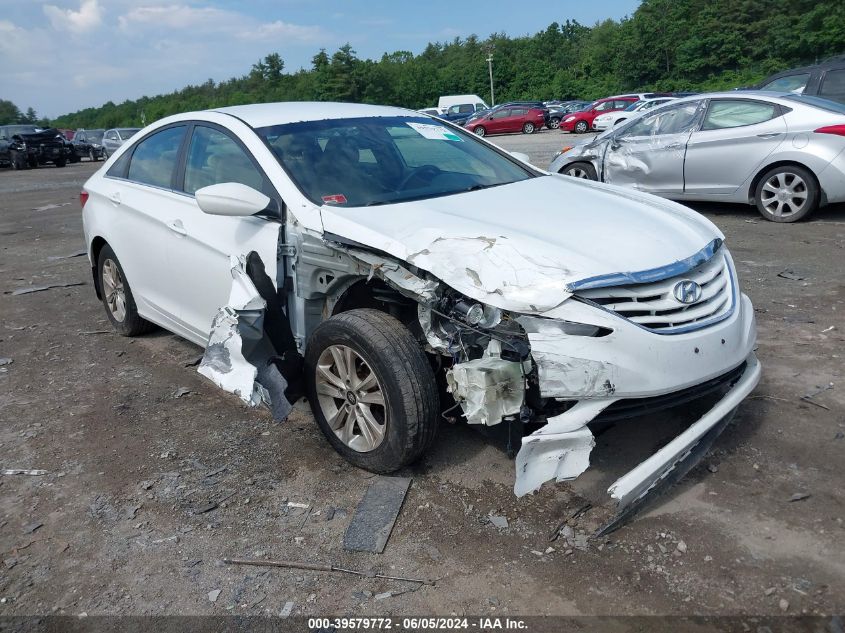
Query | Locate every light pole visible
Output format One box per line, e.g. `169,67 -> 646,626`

486,54 -> 495,107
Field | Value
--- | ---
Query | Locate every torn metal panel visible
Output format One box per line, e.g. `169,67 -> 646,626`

445,340 -> 526,426
513,399 -> 614,497
198,255 -> 292,421
345,248 -> 439,302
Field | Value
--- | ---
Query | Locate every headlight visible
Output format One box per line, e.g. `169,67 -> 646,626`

451,300 -> 502,329
564,116 -> 576,122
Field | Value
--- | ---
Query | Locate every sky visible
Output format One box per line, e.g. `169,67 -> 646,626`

1,0 -> 639,119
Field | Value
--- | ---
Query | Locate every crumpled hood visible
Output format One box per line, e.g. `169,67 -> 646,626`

320,175 -> 723,313
13,128 -> 64,144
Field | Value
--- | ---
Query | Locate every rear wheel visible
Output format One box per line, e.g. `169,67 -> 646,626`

305,309 -> 439,473
97,244 -> 156,336
574,120 -> 589,134
522,122 -> 535,134
548,117 -> 561,129
562,162 -> 598,180
473,126 -> 486,137
754,165 -> 818,223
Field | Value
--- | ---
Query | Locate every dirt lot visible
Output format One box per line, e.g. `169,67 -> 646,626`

1,136 -> 844,620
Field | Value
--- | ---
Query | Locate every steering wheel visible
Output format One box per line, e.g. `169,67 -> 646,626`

397,164 -> 441,191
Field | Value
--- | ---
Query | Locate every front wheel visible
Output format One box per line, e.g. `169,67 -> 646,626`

754,165 -> 819,222
562,162 -> 598,180
10,151 -> 26,170
305,309 -> 439,473
97,244 -> 156,336
574,120 -> 589,134
522,122 -> 535,134
548,117 -> 561,129
473,126 -> 486,137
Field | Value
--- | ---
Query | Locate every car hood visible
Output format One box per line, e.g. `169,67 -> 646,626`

13,128 -> 64,143
320,175 -> 723,314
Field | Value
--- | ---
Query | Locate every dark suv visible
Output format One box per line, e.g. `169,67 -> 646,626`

0,125 -> 69,169
756,55 -> 845,104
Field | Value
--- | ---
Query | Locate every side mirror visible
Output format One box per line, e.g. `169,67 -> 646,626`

509,151 -> 531,164
195,182 -> 272,217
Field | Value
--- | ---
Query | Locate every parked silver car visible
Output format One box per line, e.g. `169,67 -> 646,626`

549,92 -> 845,222
101,128 -> 141,159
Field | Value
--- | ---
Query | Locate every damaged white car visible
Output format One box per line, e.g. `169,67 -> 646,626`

81,103 -> 760,527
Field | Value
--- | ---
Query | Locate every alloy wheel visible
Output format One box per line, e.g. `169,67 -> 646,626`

315,344 -> 386,452
760,172 -> 808,219
102,259 -> 127,322
566,166 -> 591,179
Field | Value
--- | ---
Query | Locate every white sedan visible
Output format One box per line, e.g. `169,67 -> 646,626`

81,102 -> 760,528
592,97 -> 676,131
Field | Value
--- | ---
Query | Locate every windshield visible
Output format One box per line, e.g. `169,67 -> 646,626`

624,101 -> 643,112
784,94 -> 845,114
256,116 -> 535,207
5,125 -> 41,135
86,130 -> 105,142
117,128 -> 140,139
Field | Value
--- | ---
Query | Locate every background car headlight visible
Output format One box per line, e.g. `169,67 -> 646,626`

564,116 -> 576,122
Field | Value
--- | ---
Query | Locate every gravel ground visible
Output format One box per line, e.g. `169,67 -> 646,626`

0,147 -> 843,619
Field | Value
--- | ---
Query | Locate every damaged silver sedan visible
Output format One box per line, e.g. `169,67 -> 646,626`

81,103 -> 760,526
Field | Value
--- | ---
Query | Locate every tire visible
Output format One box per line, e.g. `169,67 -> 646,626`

574,120 -> 589,134
522,122 -> 535,134
102,147 -> 110,159
305,309 -> 439,473
97,244 -> 156,337
562,161 -> 598,180
55,157 -> 67,168
27,156 -> 38,169
548,117 -> 561,129
473,126 -> 486,137
754,165 -> 819,223
10,151 -> 25,170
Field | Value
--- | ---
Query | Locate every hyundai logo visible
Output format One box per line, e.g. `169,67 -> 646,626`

673,280 -> 702,304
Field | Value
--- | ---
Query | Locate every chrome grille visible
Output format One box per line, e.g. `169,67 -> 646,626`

576,253 -> 734,333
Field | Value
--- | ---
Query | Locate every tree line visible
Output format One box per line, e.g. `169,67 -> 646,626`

0,101 -> 50,127
34,0 -> 845,129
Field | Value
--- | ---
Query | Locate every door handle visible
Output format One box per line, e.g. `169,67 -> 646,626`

166,220 -> 187,236
664,143 -> 683,150
109,192 -> 121,205
757,132 -> 782,139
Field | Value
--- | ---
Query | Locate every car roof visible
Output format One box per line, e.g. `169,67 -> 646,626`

210,102 -> 418,128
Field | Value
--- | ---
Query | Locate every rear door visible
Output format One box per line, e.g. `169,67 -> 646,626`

164,123 -> 282,341
506,107 -> 528,132
684,98 -> 787,195
100,125 -> 189,329
602,100 -> 703,194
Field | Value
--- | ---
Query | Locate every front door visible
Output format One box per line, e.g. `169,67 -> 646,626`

602,100 -> 703,195
163,123 -> 282,342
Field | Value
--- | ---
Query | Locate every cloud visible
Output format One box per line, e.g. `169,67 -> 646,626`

243,20 -> 324,42
43,0 -> 102,33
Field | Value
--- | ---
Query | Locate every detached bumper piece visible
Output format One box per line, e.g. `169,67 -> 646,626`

599,354 -> 761,534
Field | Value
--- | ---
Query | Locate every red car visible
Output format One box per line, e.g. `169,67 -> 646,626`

464,106 -> 546,137
559,96 -> 639,133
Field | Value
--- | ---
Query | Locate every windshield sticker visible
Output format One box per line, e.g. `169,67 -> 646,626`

322,194 -> 347,205
406,122 -> 463,142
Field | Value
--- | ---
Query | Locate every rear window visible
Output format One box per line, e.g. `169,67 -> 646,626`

819,69 -> 845,104
759,73 -> 810,93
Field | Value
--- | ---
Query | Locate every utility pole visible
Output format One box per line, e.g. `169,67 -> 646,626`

486,54 -> 495,107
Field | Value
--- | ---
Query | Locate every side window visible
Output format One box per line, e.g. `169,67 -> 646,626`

183,125 -> 265,195
702,100 -> 779,130
475,103 -> 485,111
491,109 -> 510,119
594,101 -> 613,112
511,108 -> 527,116
760,73 -> 810,94
106,131 -> 117,140
458,104 -> 474,114
126,126 -> 186,189
819,69 -> 845,103
623,101 -> 701,137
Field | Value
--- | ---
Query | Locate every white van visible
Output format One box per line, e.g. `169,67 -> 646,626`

438,94 -> 489,114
